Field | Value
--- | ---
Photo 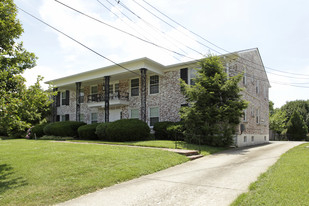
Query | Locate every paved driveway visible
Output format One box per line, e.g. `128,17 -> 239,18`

57,141 -> 304,206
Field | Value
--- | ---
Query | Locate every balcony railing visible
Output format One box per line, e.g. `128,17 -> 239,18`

87,92 -> 129,103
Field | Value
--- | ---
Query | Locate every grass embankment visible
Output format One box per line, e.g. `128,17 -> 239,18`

231,143 -> 309,206
68,140 -> 226,156
0,139 -> 188,205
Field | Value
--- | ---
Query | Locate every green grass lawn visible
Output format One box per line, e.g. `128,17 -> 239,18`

0,139 -> 188,205
67,139 -> 226,155
231,143 -> 309,206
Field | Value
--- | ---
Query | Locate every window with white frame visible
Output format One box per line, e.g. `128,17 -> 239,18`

251,136 -> 254,142
91,113 -> 98,124
91,86 -> 98,95
79,114 -> 85,122
150,107 -> 159,127
79,88 -> 84,103
130,109 -> 139,119
150,75 -> 159,94
61,91 -> 66,105
61,115 -> 66,122
131,78 -> 139,96
190,68 -> 198,85
256,109 -> 260,124
244,136 -> 247,142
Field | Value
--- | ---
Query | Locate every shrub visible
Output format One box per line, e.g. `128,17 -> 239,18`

29,123 -> 48,139
106,119 -> 150,141
43,121 -> 86,137
153,121 -> 175,140
78,123 -> 100,140
96,122 -> 109,140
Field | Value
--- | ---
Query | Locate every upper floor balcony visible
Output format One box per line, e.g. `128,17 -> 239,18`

85,92 -> 129,108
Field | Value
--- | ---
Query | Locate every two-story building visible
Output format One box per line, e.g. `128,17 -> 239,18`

46,48 -> 270,147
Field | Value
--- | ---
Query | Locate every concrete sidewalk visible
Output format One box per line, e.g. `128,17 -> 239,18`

56,141 -> 304,206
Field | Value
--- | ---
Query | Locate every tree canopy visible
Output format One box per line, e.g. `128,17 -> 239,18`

180,55 -> 248,146
0,0 -> 55,137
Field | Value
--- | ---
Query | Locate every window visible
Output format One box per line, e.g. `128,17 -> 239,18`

109,84 -> 114,94
243,69 -> 247,85
61,91 -> 67,105
131,79 -> 139,96
115,83 -> 119,93
79,114 -> 85,122
244,136 -> 247,142
256,80 -> 260,94
150,75 -> 159,94
150,107 -> 159,127
130,109 -> 139,119
91,86 -> 98,95
190,69 -> 197,85
251,136 -> 254,142
264,86 -> 267,100
78,88 -> 84,103
264,136 -> 266,141
61,114 -> 69,121
256,109 -> 260,124
243,109 -> 247,122
91,113 -> 98,124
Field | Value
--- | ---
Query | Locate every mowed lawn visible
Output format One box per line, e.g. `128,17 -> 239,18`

0,139 -> 188,205
232,143 -> 309,206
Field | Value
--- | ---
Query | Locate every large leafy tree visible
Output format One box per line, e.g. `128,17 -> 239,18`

0,0 -> 54,137
269,108 -> 287,139
286,111 -> 308,141
180,55 -> 248,146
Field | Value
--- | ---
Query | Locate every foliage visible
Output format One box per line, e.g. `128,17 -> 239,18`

0,0 -> 55,137
0,139 -> 187,205
269,108 -> 288,137
77,123 -> 99,140
95,122 -> 110,140
231,143 -> 309,206
153,121 -> 175,140
180,55 -> 247,146
286,111 -> 308,140
281,100 -> 309,128
269,100 -> 275,116
106,119 -> 150,141
43,121 -> 86,137
28,122 -> 48,139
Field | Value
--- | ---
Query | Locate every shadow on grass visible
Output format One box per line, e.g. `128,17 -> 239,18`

0,164 -> 27,195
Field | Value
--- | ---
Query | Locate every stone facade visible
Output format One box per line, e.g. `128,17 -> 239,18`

50,48 -> 269,147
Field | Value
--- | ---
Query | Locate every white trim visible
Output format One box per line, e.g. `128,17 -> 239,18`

130,77 -> 140,97
149,75 -> 160,95
149,107 -> 160,127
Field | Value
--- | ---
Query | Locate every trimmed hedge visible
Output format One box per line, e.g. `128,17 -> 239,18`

43,121 -> 86,137
78,123 -> 100,140
29,123 -> 48,139
153,121 -> 175,140
106,119 -> 150,141
96,122 -> 109,140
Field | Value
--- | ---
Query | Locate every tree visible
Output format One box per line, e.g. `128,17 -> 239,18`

281,100 -> 309,128
269,108 -> 287,139
286,111 -> 308,141
180,55 -> 248,146
0,0 -> 54,137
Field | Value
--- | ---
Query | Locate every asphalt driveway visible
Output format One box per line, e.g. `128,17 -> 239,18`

57,141 -> 303,206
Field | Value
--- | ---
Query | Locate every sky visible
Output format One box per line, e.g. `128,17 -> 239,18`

14,0 -> 309,108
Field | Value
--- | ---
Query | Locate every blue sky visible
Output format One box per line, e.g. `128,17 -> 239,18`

15,0 -> 309,108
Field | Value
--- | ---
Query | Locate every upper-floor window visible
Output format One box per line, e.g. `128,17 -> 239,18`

243,69 -> 247,85
150,75 -> 159,94
256,109 -> 260,124
190,68 -> 197,85
78,88 -> 84,103
91,86 -> 98,95
243,109 -> 247,122
131,78 -> 139,96
256,80 -> 260,94
61,91 -> 66,105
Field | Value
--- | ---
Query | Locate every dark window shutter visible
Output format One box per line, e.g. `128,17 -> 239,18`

65,114 -> 70,121
56,115 -> 60,122
66,90 -> 70,105
56,92 -> 60,107
180,68 -> 188,84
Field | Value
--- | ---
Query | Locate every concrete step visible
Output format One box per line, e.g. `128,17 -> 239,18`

188,154 -> 204,160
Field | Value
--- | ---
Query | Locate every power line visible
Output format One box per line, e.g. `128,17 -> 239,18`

138,0 -> 309,77
54,0 -> 199,62
16,5 -> 140,76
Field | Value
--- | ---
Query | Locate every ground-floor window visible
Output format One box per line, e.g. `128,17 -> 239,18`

130,109 -> 139,119
91,113 -> 98,124
244,136 -> 247,142
61,114 -> 69,121
149,107 -> 159,127
79,114 -> 85,122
